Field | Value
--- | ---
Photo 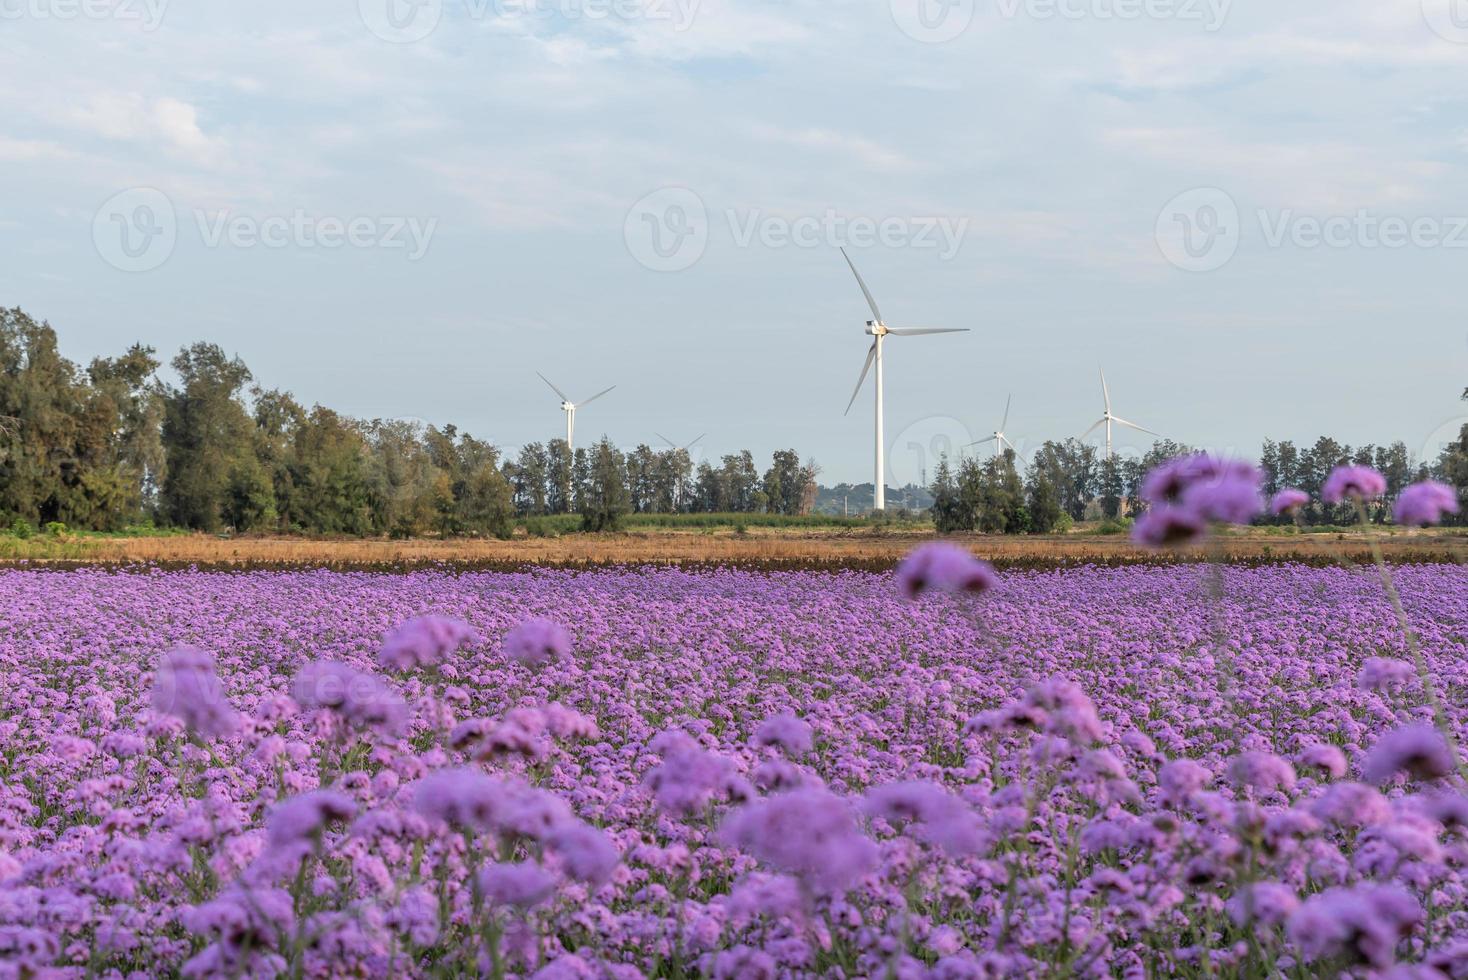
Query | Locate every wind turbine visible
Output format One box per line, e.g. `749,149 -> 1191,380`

839,248 -> 968,511
969,395 -> 1017,456
537,372 -> 615,454
1080,368 -> 1160,459
655,433 -> 705,453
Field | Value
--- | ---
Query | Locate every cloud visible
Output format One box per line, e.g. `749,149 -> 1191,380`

66,93 -> 221,164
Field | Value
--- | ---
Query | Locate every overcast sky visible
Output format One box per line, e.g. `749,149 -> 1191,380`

3,0 -> 1467,484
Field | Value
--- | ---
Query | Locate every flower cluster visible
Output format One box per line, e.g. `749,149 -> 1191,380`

0,556 -> 1465,976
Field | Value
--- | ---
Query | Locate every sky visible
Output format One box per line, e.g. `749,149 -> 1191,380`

2,0 -> 1467,485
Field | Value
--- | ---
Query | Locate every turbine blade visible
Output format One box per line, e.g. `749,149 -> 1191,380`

537,372 -> 571,403
1100,367 -> 1111,414
1000,435 -> 1017,453
844,342 -> 878,416
684,434 -> 706,451
579,385 -> 616,407
884,327 -> 969,336
1000,393 -> 1012,432
840,247 -> 883,323
655,432 -> 677,450
1112,416 -> 1161,437
968,436 -> 998,447
1079,419 -> 1106,441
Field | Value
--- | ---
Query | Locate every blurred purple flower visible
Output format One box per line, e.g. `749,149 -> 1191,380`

895,542 -> 998,600
266,791 -> 356,848
546,822 -> 619,885
1270,488 -> 1310,515
751,713 -> 813,757
1359,657 -> 1414,692
1322,465 -> 1387,504
478,861 -> 556,908
377,615 -> 478,672
721,789 -> 877,893
1131,505 -> 1207,550
503,619 -> 573,668
151,646 -> 238,739
1394,480 -> 1459,527
1362,723 -> 1455,785
1287,884 -> 1419,969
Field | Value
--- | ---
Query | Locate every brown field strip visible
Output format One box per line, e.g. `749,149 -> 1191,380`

0,527 -> 1462,570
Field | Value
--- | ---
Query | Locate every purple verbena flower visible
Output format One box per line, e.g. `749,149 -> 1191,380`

1361,723 -> 1455,785
377,615 -> 478,672
1322,465 -> 1388,505
894,543 -> 998,600
503,619 -> 573,667
1394,480 -> 1459,527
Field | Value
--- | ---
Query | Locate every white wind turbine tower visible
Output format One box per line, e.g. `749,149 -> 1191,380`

537,372 -> 615,454
1081,368 -> 1160,459
969,395 -> 1018,456
840,249 -> 968,510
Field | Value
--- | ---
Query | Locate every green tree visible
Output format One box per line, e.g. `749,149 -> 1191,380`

160,343 -> 265,531
580,437 -> 629,531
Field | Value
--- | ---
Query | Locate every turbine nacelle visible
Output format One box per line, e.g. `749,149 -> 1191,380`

865,321 -> 886,336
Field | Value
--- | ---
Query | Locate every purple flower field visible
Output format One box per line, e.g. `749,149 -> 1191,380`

3,562 -> 1468,977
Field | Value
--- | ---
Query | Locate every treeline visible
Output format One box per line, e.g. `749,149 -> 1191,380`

932,432 -> 1462,534
0,309 -> 817,536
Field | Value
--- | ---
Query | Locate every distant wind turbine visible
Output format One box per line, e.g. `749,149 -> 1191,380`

1080,368 -> 1160,459
655,433 -> 705,453
969,395 -> 1017,456
537,372 -> 615,454
839,248 -> 969,511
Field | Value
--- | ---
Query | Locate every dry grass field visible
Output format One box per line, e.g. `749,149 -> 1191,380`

0,525 -> 1461,569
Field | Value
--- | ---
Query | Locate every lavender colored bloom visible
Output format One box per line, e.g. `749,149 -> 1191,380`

265,791 -> 356,847
478,862 -> 557,908
1229,751 -> 1297,795
377,615 -> 478,671
151,646 -> 238,738
721,789 -> 878,892
862,781 -> 987,857
1394,480 -> 1459,527
1312,781 -> 1394,828
751,713 -> 813,757
503,618 -> 573,667
894,542 -> 998,600
1297,743 -> 1347,780
1143,454 -> 1260,509
1362,724 -> 1455,785
546,822 -> 619,885
1158,759 -> 1211,805
1131,505 -> 1207,550
411,768 -> 502,831
1287,884 -> 1420,968
1227,881 -> 1299,927
292,659 -> 407,737
1322,465 -> 1388,504
1270,488 -> 1310,515
1359,657 -> 1414,692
